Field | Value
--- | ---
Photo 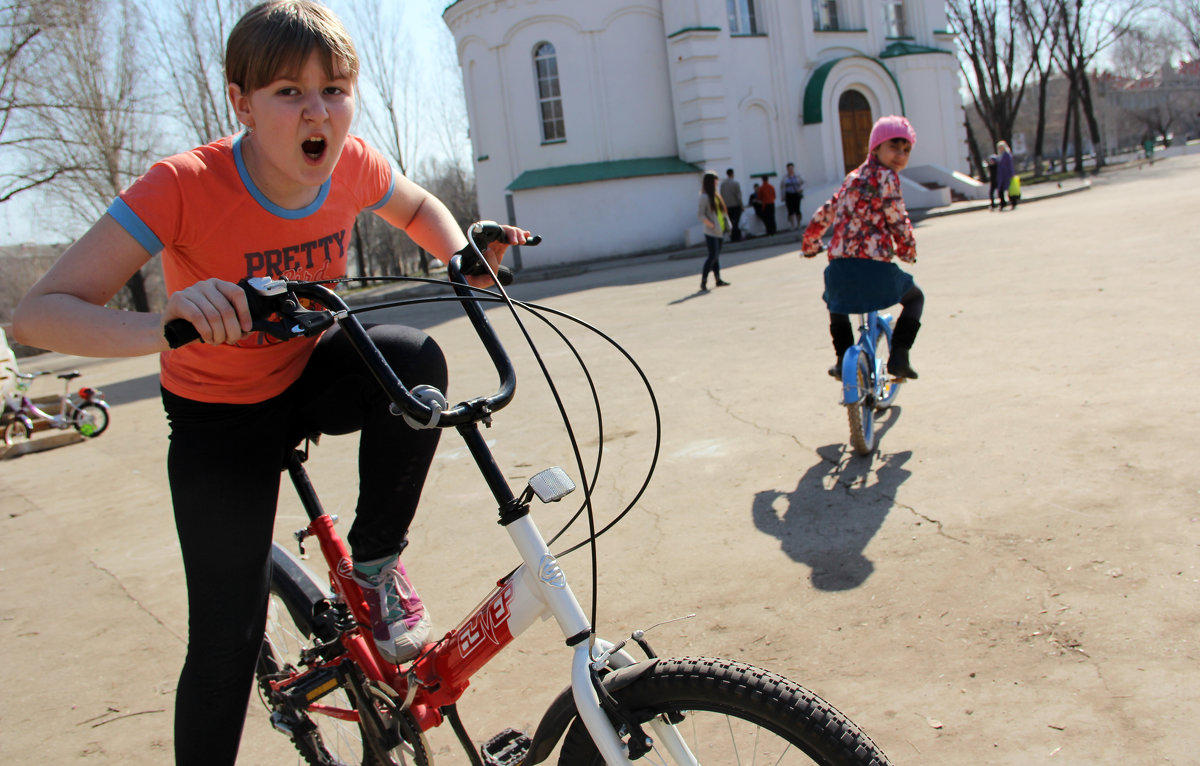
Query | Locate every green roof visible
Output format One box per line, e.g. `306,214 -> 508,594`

507,156 -> 703,191
879,41 -> 954,58
803,55 -> 905,125
668,26 -> 721,39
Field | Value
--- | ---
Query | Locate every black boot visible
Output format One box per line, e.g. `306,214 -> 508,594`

887,316 -> 921,379
828,318 -> 854,378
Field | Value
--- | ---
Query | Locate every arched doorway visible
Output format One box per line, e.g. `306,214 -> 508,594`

838,90 -> 873,175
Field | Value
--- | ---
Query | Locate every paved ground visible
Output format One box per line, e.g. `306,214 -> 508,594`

1,155 -> 1197,765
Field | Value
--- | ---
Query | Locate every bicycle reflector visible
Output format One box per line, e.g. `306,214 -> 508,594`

78,387 -> 97,400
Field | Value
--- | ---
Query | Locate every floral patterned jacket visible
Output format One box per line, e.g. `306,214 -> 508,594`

800,155 -> 916,264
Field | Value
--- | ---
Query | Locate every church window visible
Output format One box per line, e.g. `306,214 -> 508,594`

534,42 -> 566,143
884,0 -> 909,36
813,0 -> 839,31
727,0 -> 760,35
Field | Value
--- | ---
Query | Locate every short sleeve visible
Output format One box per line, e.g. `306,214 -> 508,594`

344,137 -> 394,211
109,161 -> 186,256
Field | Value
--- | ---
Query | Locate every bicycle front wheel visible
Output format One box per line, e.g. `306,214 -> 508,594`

558,657 -> 891,765
846,355 -> 875,456
71,402 -> 109,437
3,418 -> 31,446
259,545 -> 431,766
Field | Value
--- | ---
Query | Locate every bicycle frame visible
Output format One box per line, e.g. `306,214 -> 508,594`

839,311 -> 893,406
257,263 -> 647,765
276,432 -> 640,764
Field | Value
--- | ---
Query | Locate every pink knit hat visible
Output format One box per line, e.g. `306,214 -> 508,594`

868,115 -> 916,152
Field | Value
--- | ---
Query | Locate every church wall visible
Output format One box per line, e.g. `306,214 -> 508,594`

446,0 -> 969,264
510,174 -> 702,266
597,10 -> 678,160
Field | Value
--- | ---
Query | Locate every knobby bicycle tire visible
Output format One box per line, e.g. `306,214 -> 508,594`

258,546 -> 431,766
558,656 -> 891,766
846,355 -> 875,456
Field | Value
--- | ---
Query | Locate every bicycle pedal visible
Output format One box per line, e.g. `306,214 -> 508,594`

480,727 -> 531,766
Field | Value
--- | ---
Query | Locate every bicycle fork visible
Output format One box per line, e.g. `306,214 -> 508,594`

455,423 -> 638,766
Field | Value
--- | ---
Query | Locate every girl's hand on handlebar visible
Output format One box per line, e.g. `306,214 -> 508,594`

466,225 -> 531,289
163,278 -> 252,346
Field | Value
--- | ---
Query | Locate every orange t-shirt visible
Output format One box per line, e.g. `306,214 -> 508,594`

758,180 -> 776,205
109,133 -> 394,404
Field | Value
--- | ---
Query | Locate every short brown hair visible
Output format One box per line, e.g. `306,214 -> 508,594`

225,0 -> 359,93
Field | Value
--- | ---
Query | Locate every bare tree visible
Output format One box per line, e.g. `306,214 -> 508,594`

424,25 -> 474,177
949,0 -> 1037,174
337,0 -> 424,277
1163,0 -> 1200,58
11,0 -> 165,310
1051,0 -> 1142,172
346,0 -> 419,176
0,0 -> 73,202
1015,0 -> 1061,175
143,0 -> 248,146
1111,20 -> 1181,78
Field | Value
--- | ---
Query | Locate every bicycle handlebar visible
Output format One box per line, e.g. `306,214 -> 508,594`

162,221 -> 539,429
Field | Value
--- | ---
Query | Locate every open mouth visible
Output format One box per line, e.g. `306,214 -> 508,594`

302,137 -> 326,160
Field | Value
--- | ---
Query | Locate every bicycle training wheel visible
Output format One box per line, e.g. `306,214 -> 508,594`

71,402 -> 109,438
873,331 -> 901,411
846,355 -> 876,456
558,657 -> 891,765
3,418 -> 31,446
258,549 -> 431,766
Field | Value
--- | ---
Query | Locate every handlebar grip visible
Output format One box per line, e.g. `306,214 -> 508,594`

461,222 -> 541,287
460,255 -> 515,286
162,279 -> 282,349
164,318 -> 201,349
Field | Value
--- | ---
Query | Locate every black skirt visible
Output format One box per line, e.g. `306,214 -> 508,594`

823,258 -> 916,314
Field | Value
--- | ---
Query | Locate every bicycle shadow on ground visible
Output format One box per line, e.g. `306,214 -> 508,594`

752,412 -> 910,591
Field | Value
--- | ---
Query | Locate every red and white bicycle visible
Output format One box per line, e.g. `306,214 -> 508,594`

168,222 -> 892,766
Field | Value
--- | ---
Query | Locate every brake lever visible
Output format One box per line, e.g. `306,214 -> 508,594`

458,221 -> 541,286
240,277 -> 334,340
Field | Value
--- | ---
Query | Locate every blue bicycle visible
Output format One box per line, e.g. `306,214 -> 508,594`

838,311 -> 902,455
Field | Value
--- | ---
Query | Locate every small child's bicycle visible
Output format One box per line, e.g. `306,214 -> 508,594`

836,312 -> 902,456
166,222 -> 893,765
2,368 -> 110,447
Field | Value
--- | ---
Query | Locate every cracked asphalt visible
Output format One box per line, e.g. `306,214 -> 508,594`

2,154 -> 1198,764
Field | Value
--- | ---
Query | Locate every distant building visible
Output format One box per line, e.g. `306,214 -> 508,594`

968,62 -> 1200,170
443,0 -> 973,268
441,0 -> 974,270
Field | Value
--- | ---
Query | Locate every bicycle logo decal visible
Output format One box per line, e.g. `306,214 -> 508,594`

457,580 -> 514,659
336,557 -> 354,580
538,554 -> 566,589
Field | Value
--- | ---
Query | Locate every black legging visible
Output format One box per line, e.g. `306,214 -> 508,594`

830,284 -> 924,329
164,324 -> 446,765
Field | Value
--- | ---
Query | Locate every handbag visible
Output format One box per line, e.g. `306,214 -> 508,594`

1008,175 -> 1021,197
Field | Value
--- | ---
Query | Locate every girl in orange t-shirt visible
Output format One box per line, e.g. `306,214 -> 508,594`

13,3 -> 530,763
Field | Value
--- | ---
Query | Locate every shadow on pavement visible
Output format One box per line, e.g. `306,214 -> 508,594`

101,373 -> 163,407
751,420 -> 910,591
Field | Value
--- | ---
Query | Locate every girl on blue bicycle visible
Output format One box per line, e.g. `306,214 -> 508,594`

801,115 -> 924,379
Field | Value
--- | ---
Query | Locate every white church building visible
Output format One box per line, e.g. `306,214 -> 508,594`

442,0 -> 975,269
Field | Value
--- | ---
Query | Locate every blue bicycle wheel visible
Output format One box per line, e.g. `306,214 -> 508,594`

846,354 -> 875,455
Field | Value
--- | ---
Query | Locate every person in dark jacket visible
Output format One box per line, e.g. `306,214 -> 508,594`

994,141 -> 1015,210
